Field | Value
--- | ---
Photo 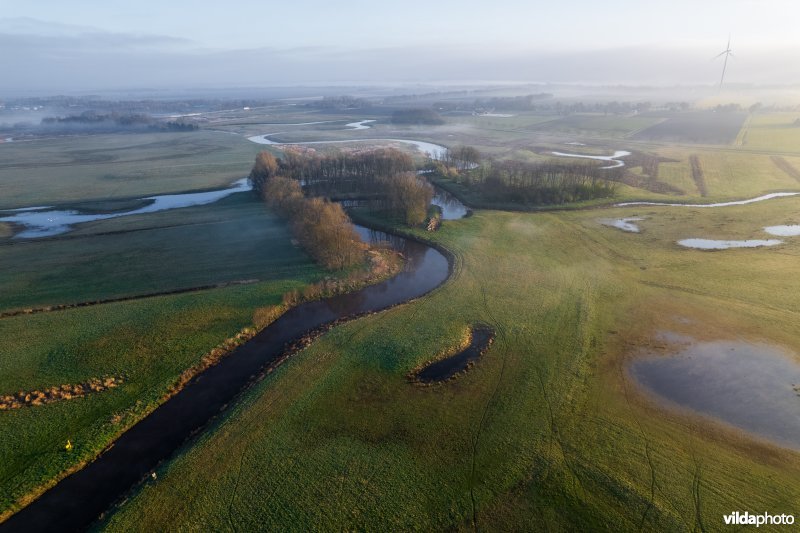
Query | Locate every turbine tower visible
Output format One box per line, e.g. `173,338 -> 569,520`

714,36 -> 734,90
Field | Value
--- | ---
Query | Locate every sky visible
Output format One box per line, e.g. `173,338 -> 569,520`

2,0 -> 800,93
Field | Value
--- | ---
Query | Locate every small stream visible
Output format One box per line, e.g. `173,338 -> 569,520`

551,149 -> 631,169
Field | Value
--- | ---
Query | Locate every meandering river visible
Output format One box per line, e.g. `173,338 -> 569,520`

1,226 -> 453,532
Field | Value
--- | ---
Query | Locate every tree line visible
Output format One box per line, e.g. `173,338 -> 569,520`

249,148 -> 435,268
40,112 -> 198,133
254,160 -> 364,270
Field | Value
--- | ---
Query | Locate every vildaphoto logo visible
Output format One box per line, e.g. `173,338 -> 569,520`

723,511 -> 795,527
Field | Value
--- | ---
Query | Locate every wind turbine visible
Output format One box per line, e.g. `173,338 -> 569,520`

714,36 -> 734,90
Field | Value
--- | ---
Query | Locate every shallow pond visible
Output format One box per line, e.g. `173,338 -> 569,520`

345,119 -> 375,130
601,217 -> 643,233
764,225 -> 800,237
677,238 -> 782,250
414,326 -> 495,383
630,338 -> 800,450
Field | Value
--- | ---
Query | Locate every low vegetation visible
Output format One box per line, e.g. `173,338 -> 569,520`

103,197 -> 800,531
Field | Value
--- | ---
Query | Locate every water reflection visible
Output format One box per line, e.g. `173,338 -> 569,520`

0,178 -> 251,239
630,338 -> 800,450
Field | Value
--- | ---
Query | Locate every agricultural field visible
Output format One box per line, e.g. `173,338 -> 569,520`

527,113 -> 663,138
637,146 -> 800,200
739,112 -> 800,153
101,197 -> 800,531
633,111 -> 747,145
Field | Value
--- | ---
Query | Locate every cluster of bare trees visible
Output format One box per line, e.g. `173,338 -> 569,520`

250,158 -> 365,270
375,172 -> 433,225
442,146 -> 481,172
475,160 -> 618,205
250,148 -> 434,226
251,148 -> 415,198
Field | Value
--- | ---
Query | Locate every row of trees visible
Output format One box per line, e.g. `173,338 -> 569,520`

261,175 -> 365,270
250,148 -> 415,198
432,146 -> 618,206
442,146 -> 481,172
40,112 -> 198,133
473,160 -> 618,205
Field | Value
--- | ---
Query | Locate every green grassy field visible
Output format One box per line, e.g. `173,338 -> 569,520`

740,113 -> 800,153
530,114 -> 664,138
100,198 -> 800,531
0,187 -> 331,517
5,104 -> 800,529
0,193 -> 319,312
0,131 -> 263,208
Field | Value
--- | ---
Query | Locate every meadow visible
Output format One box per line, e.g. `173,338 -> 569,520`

738,112 -> 800,153
0,193 -> 318,312
0,145 -> 330,517
100,197 -> 800,531
0,131 -> 263,208
4,103 -> 800,529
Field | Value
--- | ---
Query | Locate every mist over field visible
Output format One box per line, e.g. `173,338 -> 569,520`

2,1 -> 800,93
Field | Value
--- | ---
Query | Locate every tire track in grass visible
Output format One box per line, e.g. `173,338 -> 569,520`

468,284 -> 509,530
691,458 -> 707,533
690,155 -> 708,197
771,155 -> 800,183
616,357 -> 696,532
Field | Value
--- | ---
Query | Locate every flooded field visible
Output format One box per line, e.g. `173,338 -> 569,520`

764,225 -> 800,236
630,337 -> 800,450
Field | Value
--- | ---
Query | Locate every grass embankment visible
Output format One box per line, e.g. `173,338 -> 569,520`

102,199 -> 800,531
0,194 -> 332,517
